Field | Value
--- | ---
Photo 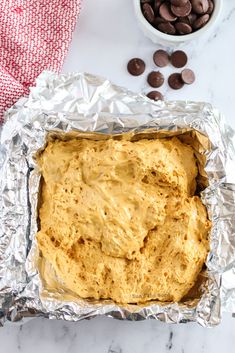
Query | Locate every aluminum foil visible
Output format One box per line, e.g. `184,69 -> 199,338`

1,71 -> 235,327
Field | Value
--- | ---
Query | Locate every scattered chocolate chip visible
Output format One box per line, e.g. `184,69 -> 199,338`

127,58 -> 146,76
147,71 -> 165,87
153,49 -> 169,67
181,68 -> 195,84
168,73 -> 184,89
142,3 -> 155,23
171,0 -> 192,17
147,90 -> 164,101
170,0 -> 188,5
191,0 -> 209,15
206,0 -> 214,14
171,50 -> 188,68
175,22 -> 192,34
159,3 -> 177,22
126,47 -> 196,95
193,13 -> 210,29
158,22 -> 176,34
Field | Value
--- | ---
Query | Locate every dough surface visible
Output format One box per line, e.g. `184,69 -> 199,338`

37,136 -> 210,303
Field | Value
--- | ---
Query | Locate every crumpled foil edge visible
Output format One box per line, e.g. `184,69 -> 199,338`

1,71 -> 235,327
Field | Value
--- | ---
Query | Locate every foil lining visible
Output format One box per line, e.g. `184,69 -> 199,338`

1,71 -> 235,327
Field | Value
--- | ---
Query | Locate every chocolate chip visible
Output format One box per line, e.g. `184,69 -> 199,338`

170,0 -> 188,5
171,50 -> 188,68
175,22 -> 192,34
147,71 -> 165,88
158,22 -> 176,34
153,16 -> 167,27
171,1 -> 192,17
168,73 -> 184,89
206,0 -> 214,14
159,3 -> 177,22
181,69 -> 195,84
147,91 -> 164,101
193,14 -> 210,29
154,0 -> 163,13
191,0 -> 209,15
141,0 -> 214,36
178,16 -> 190,25
142,3 -> 155,23
127,58 -> 146,76
153,49 -> 169,67
188,12 -> 198,25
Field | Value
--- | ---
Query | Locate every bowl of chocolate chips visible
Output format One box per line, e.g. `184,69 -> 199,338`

134,0 -> 223,45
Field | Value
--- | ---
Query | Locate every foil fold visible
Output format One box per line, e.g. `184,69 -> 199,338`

1,71 -> 235,327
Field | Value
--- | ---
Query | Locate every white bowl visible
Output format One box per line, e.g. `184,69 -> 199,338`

133,0 -> 223,46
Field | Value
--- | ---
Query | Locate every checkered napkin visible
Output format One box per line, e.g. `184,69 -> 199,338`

0,0 -> 81,123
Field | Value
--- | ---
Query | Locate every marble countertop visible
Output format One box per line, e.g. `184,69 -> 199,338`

1,314 -> 235,353
1,0 -> 235,351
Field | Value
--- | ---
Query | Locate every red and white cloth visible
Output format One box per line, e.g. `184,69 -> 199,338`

0,0 -> 81,123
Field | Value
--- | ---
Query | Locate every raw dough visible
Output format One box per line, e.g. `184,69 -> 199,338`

37,136 -> 210,303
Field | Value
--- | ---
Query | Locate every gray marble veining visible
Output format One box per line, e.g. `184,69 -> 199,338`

1,314 -> 235,353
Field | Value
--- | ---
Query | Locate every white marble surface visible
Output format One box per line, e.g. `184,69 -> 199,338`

0,313 -> 235,353
63,0 -> 235,131
1,0 -> 235,351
